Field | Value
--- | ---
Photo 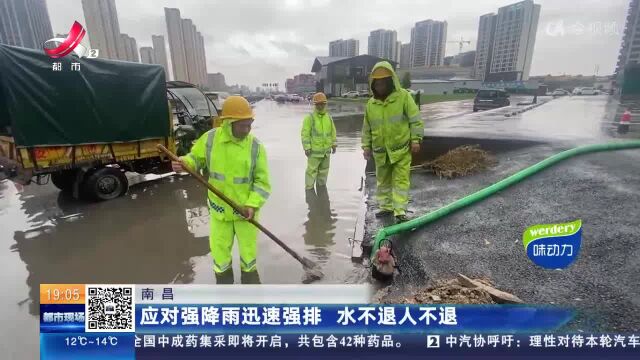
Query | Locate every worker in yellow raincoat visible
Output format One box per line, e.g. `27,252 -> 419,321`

301,92 -> 337,190
362,61 -> 423,223
172,96 -> 271,284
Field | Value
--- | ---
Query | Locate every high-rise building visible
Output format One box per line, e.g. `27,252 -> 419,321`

477,0 -> 541,82
452,50 -> 476,67
368,29 -> 398,61
329,38 -> 359,57
140,47 -> 155,64
0,0 -> 53,49
165,8 -> 188,82
81,0 -> 125,60
400,43 -> 412,69
410,20 -> 447,68
473,13 -> 498,80
615,0 -> 640,74
207,73 -> 227,90
181,19 -> 198,84
128,36 -> 139,62
395,41 -> 401,63
164,9 -> 207,86
196,32 -> 208,87
119,34 -> 131,61
151,35 -> 169,79
119,34 -> 138,62
329,40 -> 342,57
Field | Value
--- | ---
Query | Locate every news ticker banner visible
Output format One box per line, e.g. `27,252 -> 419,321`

40,284 -> 640,359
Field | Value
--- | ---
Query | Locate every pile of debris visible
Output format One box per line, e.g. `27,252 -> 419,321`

423,145 -> 496,179
375,274 -> 523,305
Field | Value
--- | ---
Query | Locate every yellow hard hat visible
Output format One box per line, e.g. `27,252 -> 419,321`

220,96 -> 254,122
312,92 -> 327,104
371,67 -> 393,79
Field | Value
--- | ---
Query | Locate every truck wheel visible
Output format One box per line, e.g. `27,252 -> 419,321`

83,167 -> 129,201
51,170 -> 77,193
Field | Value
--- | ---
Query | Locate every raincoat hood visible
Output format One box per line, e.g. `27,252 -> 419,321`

369,61 -> 402,97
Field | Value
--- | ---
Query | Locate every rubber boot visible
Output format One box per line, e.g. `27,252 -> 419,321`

215,269 -> 235,284
241,271 -> 261,284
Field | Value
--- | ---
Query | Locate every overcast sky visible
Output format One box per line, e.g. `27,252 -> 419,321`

46,0 -> 629,88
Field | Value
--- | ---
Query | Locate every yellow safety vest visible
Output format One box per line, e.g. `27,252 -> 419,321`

301,111 -> 337,157
182,121 -> 271,221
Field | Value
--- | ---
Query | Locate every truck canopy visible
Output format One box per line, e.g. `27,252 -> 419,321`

0,44 -> 169,147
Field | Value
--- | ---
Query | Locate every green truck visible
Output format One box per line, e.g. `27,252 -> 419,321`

0,44 -> 217,201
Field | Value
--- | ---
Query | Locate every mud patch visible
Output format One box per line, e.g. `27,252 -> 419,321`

374,277 -> 512,304
423,145 -> 496,179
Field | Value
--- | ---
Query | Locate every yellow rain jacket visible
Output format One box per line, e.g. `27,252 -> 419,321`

362,61 -> 423,165
181,119 -> 271,221
301,110 -> 337,158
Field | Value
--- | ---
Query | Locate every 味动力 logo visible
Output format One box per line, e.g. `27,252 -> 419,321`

523,220 -> 582,269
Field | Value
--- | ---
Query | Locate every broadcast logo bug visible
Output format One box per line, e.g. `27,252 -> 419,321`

42,21 -> 99,72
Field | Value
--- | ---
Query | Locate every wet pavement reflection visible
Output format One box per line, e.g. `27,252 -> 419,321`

424,95 -> 623,144
303,186 -> 338,264
0,100 -> 367,358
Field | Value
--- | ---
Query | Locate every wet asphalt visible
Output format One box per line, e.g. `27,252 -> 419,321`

0,100 -> 379,358
363,95 -> 640,332
2,94 -> 636,358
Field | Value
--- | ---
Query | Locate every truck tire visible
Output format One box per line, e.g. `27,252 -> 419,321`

51,170 -> 77,193
83,167 -> 129,201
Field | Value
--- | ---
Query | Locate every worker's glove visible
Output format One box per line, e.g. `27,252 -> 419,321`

332,145 -> 337,154
411,143 -> 421,154
363,149 -> 371,160
305,149 -> 311,157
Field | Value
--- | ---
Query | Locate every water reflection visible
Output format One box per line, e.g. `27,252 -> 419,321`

303,186 -> 337,264
10,177 -> 210,315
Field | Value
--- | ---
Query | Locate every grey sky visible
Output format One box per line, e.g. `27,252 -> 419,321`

46,0 -> 628,88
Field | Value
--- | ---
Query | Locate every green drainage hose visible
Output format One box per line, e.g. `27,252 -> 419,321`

370,140 -> 640,259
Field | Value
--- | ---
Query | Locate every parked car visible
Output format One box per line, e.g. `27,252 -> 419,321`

551,89 -> 569,96
473,89 -> 510,112
342,91 -> 360,98
358,90 -> 370,97
579,87 -> 598,95
287,94 -> 304,102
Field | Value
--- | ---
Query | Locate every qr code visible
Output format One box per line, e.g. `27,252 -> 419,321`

85,285 -> 135,332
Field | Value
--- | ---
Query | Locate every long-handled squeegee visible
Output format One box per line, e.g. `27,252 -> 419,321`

157,144 -> 324,283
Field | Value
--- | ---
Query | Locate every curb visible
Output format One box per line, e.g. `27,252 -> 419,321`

504,101 -> 548,117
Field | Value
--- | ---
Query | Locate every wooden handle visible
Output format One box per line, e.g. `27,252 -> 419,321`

157,144 -> 311,267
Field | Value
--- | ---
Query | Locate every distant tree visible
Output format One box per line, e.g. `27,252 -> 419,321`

401,72 -> 412,89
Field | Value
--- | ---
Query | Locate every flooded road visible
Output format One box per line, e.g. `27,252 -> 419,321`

424,95 -> 618,144
0,100 -> 367,358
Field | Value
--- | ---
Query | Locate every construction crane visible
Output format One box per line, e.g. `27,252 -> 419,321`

447,36 -> 472,54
